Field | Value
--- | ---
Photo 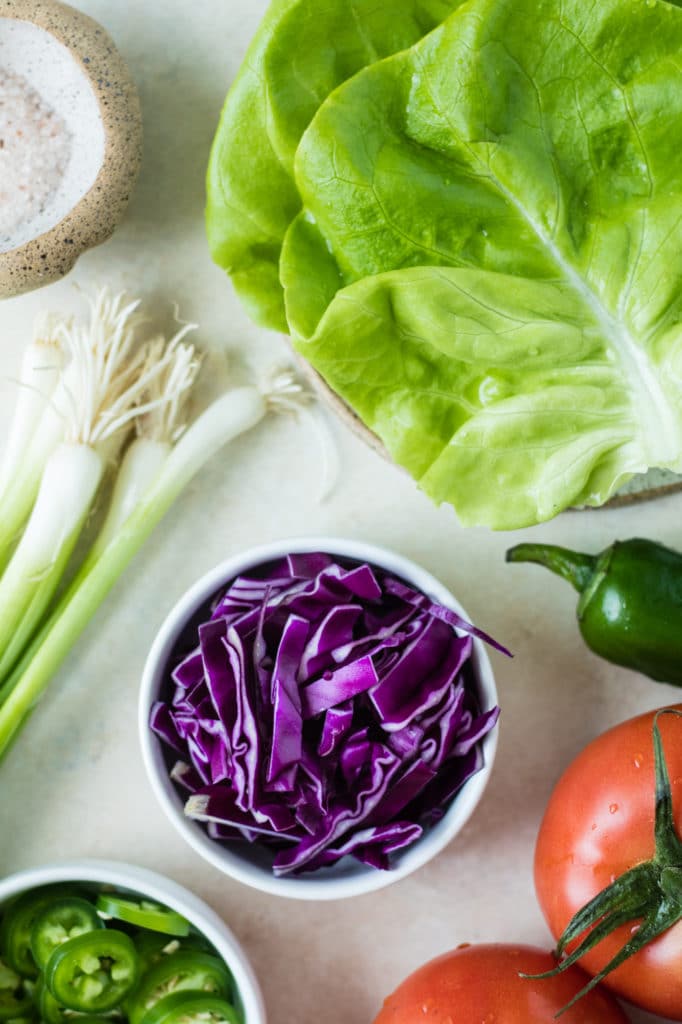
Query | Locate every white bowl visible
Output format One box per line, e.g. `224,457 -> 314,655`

139,538 -> 500,901
0,859 -> 266,1024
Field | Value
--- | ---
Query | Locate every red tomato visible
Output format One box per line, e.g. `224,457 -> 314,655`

372,944 -> 629,1023
535,704 -> 682,1019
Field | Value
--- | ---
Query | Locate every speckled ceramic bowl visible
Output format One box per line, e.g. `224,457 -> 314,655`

0,0 -> 142,298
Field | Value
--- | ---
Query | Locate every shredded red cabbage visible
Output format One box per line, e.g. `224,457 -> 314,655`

150,553 -> 505,876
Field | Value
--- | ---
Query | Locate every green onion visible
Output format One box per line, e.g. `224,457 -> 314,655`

0,294 -> 193,686
84,331 -> 199,567
0,315 -> 64,503
0,442 -> 103,679
0,292 -> 142,573
0,287 -> 313,760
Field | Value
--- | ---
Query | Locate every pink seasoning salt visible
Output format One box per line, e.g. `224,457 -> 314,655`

0,67 -> 72,244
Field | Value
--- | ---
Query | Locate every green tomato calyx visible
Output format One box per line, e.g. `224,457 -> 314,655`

523,709 -> 682,1015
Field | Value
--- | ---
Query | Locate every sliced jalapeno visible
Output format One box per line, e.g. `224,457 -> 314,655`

130,934 -> 216,1003
44,929 -> 138,1013
30,898 -> 103,971
35,979 -> 67,1024
36,978 -> 108,1024
128,951 -> 232,1024
64,1019 -> 111,1024
0,888 -> 79,977
61,1019 -> 112,1024
0,959 -> 33,1021
140,993 -> 240,1024
95,898 -> 189,938
133,934 -> 182,980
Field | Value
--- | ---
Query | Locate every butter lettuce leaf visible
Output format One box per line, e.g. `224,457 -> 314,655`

300,268 -> 643,528
206,0 -> 464,332
286,0 -> 682,527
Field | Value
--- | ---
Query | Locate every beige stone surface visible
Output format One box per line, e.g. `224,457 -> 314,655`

0,3 -> 680,1023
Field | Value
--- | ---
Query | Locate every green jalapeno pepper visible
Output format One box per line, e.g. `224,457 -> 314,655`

36,977 -> 108,1024
0,960 -> 33,1021
506,537 -> 682,684
128,951 -> 233,1024
133,934 -> 182,979
30,898 -> 103,971
132,933 -> 211,981
140,993 -> 240,1024
35,978 -> 69,1024
0,888 -> 78,978
64,1019 -> 111,1024
95,898 -> 189,939
44,929 -> 138,1013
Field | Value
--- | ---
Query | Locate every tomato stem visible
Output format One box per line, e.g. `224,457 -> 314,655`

524,709 -> 682,1014
653,710 -> 682,865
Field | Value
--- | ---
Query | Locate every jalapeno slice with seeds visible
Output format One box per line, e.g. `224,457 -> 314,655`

133,934 -> 182,980
37,978 -> 109,1024
0,959 -> 33,1021
140,993 -> 240,1024
95,898 -> 189,938
66,1019 -> 112,1024
0,888 -> 79,977
30,899 -> 103,972
44,929 -> 138,1013
35,978 -> 68,1024
128,952 -> 232,1024
130,934 -> 216,998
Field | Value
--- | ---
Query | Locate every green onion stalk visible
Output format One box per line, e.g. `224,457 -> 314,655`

0,294 -> 195,685
0,289 -> 312,760
0,313 -> 64,503
0,292 -> 144,573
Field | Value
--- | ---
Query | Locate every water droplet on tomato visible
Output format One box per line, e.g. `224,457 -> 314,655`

609,803 -> 619,814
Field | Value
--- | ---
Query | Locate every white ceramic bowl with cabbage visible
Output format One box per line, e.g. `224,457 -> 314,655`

139,538 -> 500,901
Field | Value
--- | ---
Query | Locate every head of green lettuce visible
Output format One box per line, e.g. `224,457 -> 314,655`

208,0 -> 682,529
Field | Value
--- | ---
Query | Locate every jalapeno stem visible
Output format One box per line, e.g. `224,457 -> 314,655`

505,543 -> 597,593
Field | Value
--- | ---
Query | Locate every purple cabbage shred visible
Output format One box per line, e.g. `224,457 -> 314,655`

150,553 -> 504,876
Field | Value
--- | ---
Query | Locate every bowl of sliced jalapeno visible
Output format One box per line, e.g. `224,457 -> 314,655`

0,859 -> 266,1024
